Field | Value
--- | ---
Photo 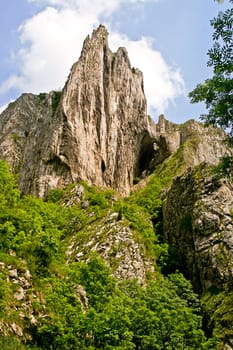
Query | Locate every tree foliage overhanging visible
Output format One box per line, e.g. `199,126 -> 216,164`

189,0 -> 233,138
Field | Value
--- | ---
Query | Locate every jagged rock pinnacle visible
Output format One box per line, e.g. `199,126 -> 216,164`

0,26 -> 155,197
60,23 -> 153,196
81,25 -> 109,57
0,26 -> 231,197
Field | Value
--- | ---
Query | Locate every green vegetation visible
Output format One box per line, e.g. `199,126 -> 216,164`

52,90 -> 62,113
201,288 -> 233,346
38,93 -> 47,103
12,134 -> 20,144
0,160 -> 219,349
189,0 -> 233,139
36,91 -> 62,113
212,155 -> 233,180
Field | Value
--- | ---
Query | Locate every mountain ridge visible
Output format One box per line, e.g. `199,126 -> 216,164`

0,25 -> 233,350
0,24 -> 231,198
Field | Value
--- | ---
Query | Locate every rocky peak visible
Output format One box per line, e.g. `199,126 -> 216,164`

60,24 -> 153,196
0,25 -> 231,198
0,25 -> 156,197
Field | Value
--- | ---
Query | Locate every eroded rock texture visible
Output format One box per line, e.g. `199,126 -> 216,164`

0,91 -> 71,197
66,210 -> 154,284
61,25 -> 154,195
153,115 -> 232,168
163,163 -> 233,293
0,25 -> 231,198
0,26 -> 155,197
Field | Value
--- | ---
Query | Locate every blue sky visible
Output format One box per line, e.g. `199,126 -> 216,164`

0,0 -> 230,123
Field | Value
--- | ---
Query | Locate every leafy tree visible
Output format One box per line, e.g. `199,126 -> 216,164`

201,289 -> 233,348
0,161 -> 218,349
0,160 -> 20,206
128,276 -> 217,350
189,0 -> 233,138
72,254 -> 116,310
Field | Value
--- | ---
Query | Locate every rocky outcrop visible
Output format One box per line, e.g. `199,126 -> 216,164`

152,115 -> 232,169
58,25 -> 156,195
0,258 -> 37,340
0,25 -> 231,198
0,93 -> 53,172
0,91 -> 71,196
65,184 -> 154,283
67,210 -> 154,284
163,163 -> 233,293
0,25 -> 155,197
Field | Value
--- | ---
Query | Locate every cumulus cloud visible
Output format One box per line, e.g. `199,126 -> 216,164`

109,32 -> 185,115
0,0 -> 185,116
28,0 -> 159,13
0,104 -> 8,114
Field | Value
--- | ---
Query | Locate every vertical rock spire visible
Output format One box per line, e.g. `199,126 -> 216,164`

59,24 -> 152,195
0,25 -> 230,197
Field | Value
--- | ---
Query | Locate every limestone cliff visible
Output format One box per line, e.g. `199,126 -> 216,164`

153,115 -> 232,168
163,163 -> 233,293
163,163 -> 233,349
0,92 -> 54,172
60,25 -> 154,195
0,25 -> 231,198
1,24 -> 233,350
0,25 -> 155,197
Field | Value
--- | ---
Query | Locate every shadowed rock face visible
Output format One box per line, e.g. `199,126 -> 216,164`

0,91 -> 73,197
163,164 -> 233,350
163,164 -> 233,293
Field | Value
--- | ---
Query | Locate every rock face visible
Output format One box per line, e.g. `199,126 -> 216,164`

153,115 -> 232,168
61,25 -> 154,195
0,25 -> 155,197
0,93 -> 54,172
0,91 -> 70,196
163,163 -> 233,293
0,25 -> 231,197
67,210 -> 154,284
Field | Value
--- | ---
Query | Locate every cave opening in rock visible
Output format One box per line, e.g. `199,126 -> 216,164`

101,159 -> 106,173
135,132 -> 156,178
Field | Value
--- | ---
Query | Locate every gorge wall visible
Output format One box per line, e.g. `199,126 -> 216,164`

163,164 -> 233,293
163,164 -> 233,350
0,25 -> 231,198
0,25 -> 155,197
1,24 -> 233,349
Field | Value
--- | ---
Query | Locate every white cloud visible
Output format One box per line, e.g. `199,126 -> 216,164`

0,0 -> 185,117
109,32 -> 185,114
0,104 -> 8,114
9,6 -> 97,93
28,0 -> 159,12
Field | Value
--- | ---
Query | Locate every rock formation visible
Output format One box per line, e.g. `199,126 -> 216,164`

163,163 -> 233,349
1,24 -> 233,350
59,25 -> 156,195
0,25 -> 156,197
163,163 -> 233,293
67,209 -> 154,284
0,25 -> 231,198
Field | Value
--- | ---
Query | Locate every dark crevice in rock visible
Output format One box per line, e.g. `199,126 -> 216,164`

101,159 -> 106,174
135,132 -> 156,178
46,155 -> 71,173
